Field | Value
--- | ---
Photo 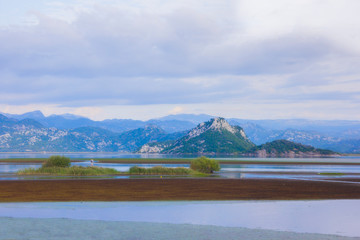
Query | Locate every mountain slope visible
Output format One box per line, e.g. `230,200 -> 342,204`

0,117 -> 127,152
1,111 -> 199,133
0,114 -> 189,152
2,111 -> 360,153
140,118 -> 255,154
3,110 -> 45,120
246,140 -> 338,157
118,125 -> 187,152
139,118 -> 337,156
228,120 -> 357,153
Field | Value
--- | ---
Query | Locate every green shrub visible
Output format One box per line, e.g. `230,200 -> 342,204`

318,172 -> 344,175
42,155 -> 71,168
190,156 -> 220,173
18,166 -> 119,176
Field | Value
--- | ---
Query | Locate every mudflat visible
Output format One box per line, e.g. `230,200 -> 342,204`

1,178 -> 360,202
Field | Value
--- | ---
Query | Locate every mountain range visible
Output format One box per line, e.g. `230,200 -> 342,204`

2,111 -> 195,133
140,118 -> 255,154
139,118 -> 337,157
0,114 -> 185,152
0,110 -> 360,153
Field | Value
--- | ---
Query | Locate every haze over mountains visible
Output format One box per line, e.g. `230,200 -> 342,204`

1,111 -> 360,153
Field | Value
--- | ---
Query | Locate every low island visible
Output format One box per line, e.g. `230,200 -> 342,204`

17,155 -> 219,176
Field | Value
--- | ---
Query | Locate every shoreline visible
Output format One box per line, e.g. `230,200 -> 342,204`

1,158 -> 360,165
1,178 -> 360,202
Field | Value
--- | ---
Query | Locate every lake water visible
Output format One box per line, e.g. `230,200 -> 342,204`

0,200 -> 360,238
2,159 -> 360,181
1,154 -> 360,239
1,152 -> 360,162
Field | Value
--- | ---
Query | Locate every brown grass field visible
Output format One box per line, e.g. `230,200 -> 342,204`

1,178 -> 360,202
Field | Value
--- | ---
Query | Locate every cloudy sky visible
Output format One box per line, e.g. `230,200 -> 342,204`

1,0 -> 359,120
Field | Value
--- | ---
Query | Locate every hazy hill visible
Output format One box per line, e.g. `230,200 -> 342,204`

118,125 -> 186,152
1,111 -> 199,133
247,140 -> 338,157
0,114 -> 184,152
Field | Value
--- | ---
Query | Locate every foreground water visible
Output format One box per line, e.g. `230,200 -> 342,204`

0,200 -> 359,238
1,218 -> 357,240
1,154 -> 360,239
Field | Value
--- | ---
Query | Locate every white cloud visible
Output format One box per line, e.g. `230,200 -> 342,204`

168,106 -> 185,115
0,0 -> 360,120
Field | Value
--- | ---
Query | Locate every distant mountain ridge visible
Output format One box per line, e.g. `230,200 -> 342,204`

1,111 -> 199,133
139,118 -> 337,156
0,114 -> 185,152
1,111 -> 360,153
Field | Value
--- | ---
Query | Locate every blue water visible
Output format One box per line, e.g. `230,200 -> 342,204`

1,154 -> 360,238
2,160 -> 360,181
1,152 -> 360,163
0,200 -> 359,237
4,161 -> 360,174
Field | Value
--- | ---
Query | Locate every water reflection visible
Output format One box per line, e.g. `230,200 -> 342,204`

0,163 -> 40,173
73,162 -> 189,172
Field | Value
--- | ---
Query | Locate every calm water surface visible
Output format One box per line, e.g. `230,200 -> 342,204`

1,154 -> 360,238
1,153 -> 360,181
1,152 -> 360,163
2,159 -> 360,180
0,200 -> 359,237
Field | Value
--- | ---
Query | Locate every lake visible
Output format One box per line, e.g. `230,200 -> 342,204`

1,153 -> 360,239
1,152 -> 360,163
0,200 -> 360,239
2,158 -> 360,181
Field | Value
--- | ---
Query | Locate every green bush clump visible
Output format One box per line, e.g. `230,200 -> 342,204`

42,155 -> 71,168
129,166 -> 192,175
318,172 -> 344,175
190,156 -> 220,173
18,166 -> 119,176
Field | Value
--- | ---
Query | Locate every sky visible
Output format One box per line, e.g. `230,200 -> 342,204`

0,0 -> 359,120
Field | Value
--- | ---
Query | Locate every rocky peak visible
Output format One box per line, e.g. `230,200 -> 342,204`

209,117 -> 236,134
186,117 -> 240,140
